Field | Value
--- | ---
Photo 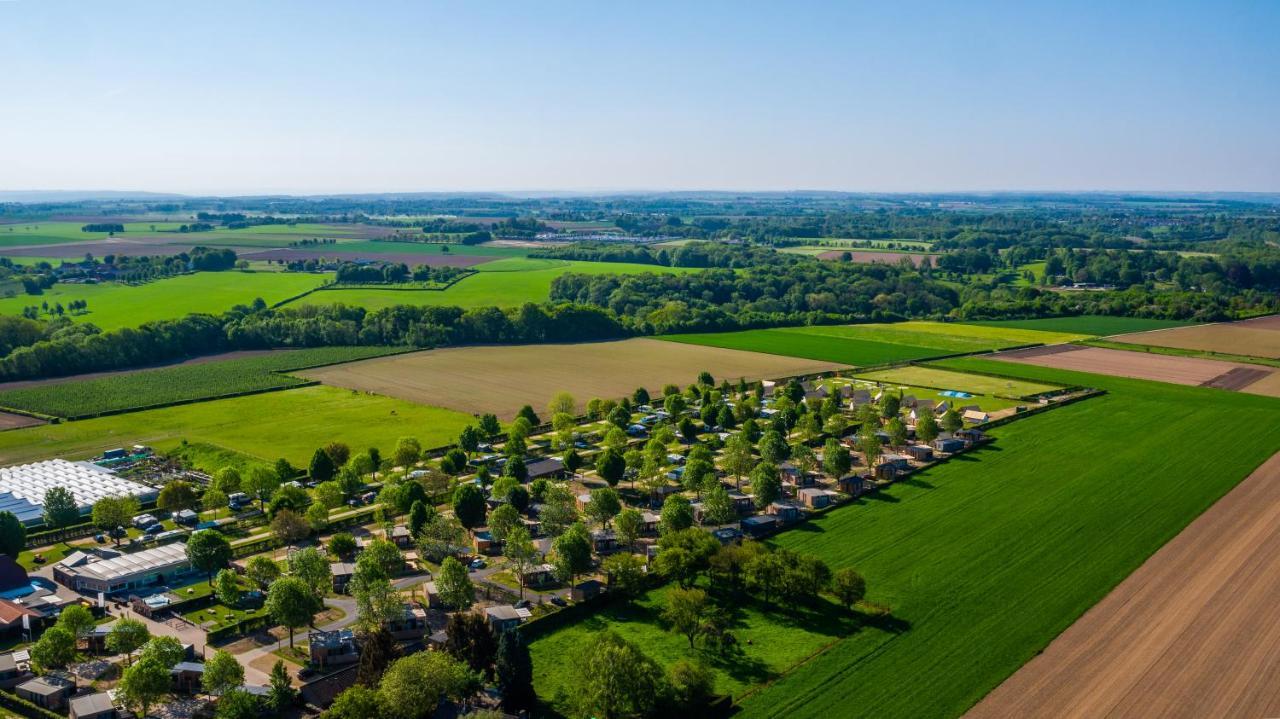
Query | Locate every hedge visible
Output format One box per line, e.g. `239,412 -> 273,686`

0,689 -> 64,719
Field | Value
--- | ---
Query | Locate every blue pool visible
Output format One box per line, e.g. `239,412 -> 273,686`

938,390 -> 974,399
0,577 -> 57,600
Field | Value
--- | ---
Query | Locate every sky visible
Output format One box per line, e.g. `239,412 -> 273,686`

1,0 -> 1278,195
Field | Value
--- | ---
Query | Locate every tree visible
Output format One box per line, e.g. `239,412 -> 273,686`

458,425 -> 481,456
607,405 -> 631,430
351,573 -> 402,632
377,651 -> 475,719
417,514 -> 465,563
289,546 -> 332,599
216,689 -> 262,719
275,457 -> 299,482
357,538 -> 403,580
594,447 -> 625,487
0,511 -> 23,559
308,448 -> 336,483
203,649 -> 245,696
42,486 -> 78,528
211,467 -> 242,495
306,502 -> 330,532
942,407 -> 964,434
659,494 -> 694,535
91,496 -> 136,546
452,483 -> 486,532
860,425 -> 882,468
614,508 -> 643,550
504,527 -> 538,599
571,631 -> 667,719
502,455 -> 528,482
602,552 -> 646,600
478,413 -> 501,438
916,412 -> 940,445
759,430 -> 789,464
313,481 -> 344,510
440,448 -> 468,475
538,485 -> 578,538
106,618 -> 150,665
668,659 -> 716,712
722,433 -> 755,489
157,480 -> 199,514
328,532 -> 357,559
139,636 -> 187,668
585,487 -> 621,529
266,577 -> 319,647
214,569 -> 241,607
822,437 -> 851,478
495,628 -> 535,713
31,625 -> 75,673
831,567 -> 867,611
663,587 -> 708,648
515,404 -> 540,426
324,442 -> 351,468
548,391 -> 576,417
187,530 -> 233,584
443,611 -> 497,678
56,604 -> 95,648
407,500 -> 431,538
551,522 -> 592,584
246,555 -> 281,589
701,481 -> 737,526
244,466 -> 281,510
392,437 -> 422,469
271,508 -> 310,544
118,658 -> 171,717
745,551 -> 789,603
268,483 -> 310,515
750,461 -> 781,508
436,556 -> 475,610
326,686 -> 381,719
203,488 -> 228,519
487,503 -> 521,543
267,659 -> 296,710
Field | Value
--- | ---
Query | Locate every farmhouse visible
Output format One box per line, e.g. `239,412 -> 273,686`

53,543 -> 191,594
0,459 -> 157,527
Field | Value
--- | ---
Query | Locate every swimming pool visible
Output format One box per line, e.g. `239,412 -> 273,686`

0,577 -> 57,600
938,390 -> 974,399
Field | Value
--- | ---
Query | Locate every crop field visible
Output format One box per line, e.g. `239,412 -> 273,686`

854,365 -> 1063,398
816,250 -> 939,266
289,258 -> 697,311
0,270 -> 330,330
0,385 -> 474,469
530,582 -> 856,712
734,360 -> 1280,719
993,345 -> 1277,391
963,315 -> 1192,336
0,221 -> 387,251
0,346 -> 404,418
790,321 -> 1086,352
1110,321 -> 1280,360
300,338 -> 848,419
661,328 -> 942,367
969,451 -> 1280,719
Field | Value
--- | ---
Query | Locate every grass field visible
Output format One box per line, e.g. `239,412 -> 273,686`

853,365 -> 1064,398
0,385 -> 474,469
732,360 -> 1280,719
0,346 -> 404,418
300,338 -> 848,419
0,271 -> 330,330
963,315 -> 1193,336
530,582 -> 857,712
661,328 -> 941,367
290,258 -> 696,311
790,321 -> 1086,351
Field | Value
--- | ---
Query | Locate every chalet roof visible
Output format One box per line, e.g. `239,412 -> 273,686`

68,692 -> 114,716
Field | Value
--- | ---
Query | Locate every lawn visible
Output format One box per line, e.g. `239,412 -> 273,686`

660,328 -> 943,367
290,258 -> 697,311
0,384 -> 475,469
853,365 -> 1063,398
0,270 -> 331,330
824,377 -> 1021,413
963,315 -> 1192,336
735,360 -> 1280,719
0,346 -> 406,419
530,582 -> 858,712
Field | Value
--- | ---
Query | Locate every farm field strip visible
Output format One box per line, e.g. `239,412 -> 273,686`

780,320 -> 1086,350
815,249 -> 939,266
967,450 -> 1280,719
299,338 -> 849,420
1110,322 -> 1280,360
854,365 -> 1063,398
733,359 -> 1280,719
660,328 -> 943,367
993,345 -> 1275,389
0,346 -> 405,418
962,315 -> 1192,336
0,384 -> 475,470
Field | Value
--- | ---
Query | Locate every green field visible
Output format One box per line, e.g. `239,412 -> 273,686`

853,365 -> 1063,398
963,315 -> 1192,336
790,321 -> 1086,351
0,271 -> 330,330
311,239 -> 529,258
0,384 -> 474,469
0,346 -> 405,418
292,258 -> 697,311
530,582 -> 856,712
0,221 -> 377,249
661,328 -> 939,367
732,361 -> 1280,719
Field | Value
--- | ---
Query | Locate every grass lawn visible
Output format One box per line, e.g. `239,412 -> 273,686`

0,385 -> 476,468
660,328 -> 942,367
962,315 -> 1193,337
825,377 -> 1021,413
853,365 -> 1064,398
0,271 -> 331,330
530,582 -> 859,712
290,258 -> 697,311
18,542 -> 76,570
735,361 -> 1280,719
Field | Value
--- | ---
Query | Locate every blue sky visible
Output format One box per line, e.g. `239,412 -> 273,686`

2,0 -> 1277,194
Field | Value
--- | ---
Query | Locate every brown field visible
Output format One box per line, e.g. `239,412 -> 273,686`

994,345 -> 1276,389
1239,313 -> 1280,330
298,338 -> 850,419
0,240 -> 264,259
1112,321 -> 1280,359
816,249 -> 938,266
0,411 -> 44,430
240,248 -> 492,267
967,451 -> 1280,719
1239,371 -> 1280,398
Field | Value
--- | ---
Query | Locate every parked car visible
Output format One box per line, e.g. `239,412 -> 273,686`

550,596 -> 567,607
515,599 -> 532,609
468,559 -> 486,571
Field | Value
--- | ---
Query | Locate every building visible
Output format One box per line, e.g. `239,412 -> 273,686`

571,579 -> 606,602
330,563 -> 355,593
0,653 -> 32,689
69,693 -> 116,719
741,514 -> 779,539
963,409 -> 989,424
525,457 -> 566,480
309,630 -> 358,668
386,604 -> 428,642
838,474 -> 872,496
767,502 -> 804,524
711,527 -> 742,545
933,437 -> 966,454
906,444 -> 934,462
485,605 -> 530,633
170,662 -> 205,694
52,542 -> 191,594
388,525 -> 412,548
520,563 -> 556,588
0,459 -> 157,527
798,488 -> 834,509
16,675 -> 74,710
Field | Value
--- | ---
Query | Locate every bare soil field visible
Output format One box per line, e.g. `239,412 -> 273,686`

299,338 -> 850,419
1203,366 -> 1272,391
1239,370 -> 1280,398
0,240 -> 262,259
0,411 -> 44,430
242,248 -> 493,267
994,345 -> 1274,388
967,451 -> 1280,719
816,249 -> 938,266
1238,313 -> 1280,330
1112,322 -> 1280,359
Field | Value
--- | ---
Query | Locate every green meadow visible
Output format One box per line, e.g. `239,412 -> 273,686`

963,315 -> 1192,336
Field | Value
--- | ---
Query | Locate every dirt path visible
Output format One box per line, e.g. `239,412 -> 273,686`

967,451 -> 1280,719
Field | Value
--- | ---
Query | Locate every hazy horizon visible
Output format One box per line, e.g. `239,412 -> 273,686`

3,0 -> 1278,194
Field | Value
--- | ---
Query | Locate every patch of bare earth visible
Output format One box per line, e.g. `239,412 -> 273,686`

241,248 -> 492,267
993,345 -> 1271,387
967,451 -> 1280,719
0,411 -> 44,430
1112,322 -> 1280,360
816,249 -> 939,266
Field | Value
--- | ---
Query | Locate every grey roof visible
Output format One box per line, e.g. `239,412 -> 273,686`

172,662 -> 205,673
18,675 -> 72,696
60,542 -> 189,582
526,457 -> 565,477
69,692 -> 114,716
485,605 -> 522,621
0,653 -> 15,671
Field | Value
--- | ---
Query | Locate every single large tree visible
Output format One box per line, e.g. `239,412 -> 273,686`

595,447 -> 626,487
288,546 -> 332,599
309,448 -> 336,483
0,511 -> 24,558
503,527 -> 537,599
585,487 -> 621,529
377,651 -> 475,719
750,461 -> 781,508
435,556 -> 475,610
186,530 -> 233,584
571,631 -> 666,719
442,611 -> 497,678
551,523 -> 592,585
662,587 -> 709,648
722,433 -> 755,489
118,658 -> 171,717
42,486 -> 79,528
822,437 -> 852,478
659,494 -> 694,535
106,618 -> 150,666
831,567 -> 867,611
31,625 -> 76,673
157,480 -> 199,514
452,483 -> 487,532
203,649 -> 245,696
266,577 -> 320,647
91,496 -> 137,546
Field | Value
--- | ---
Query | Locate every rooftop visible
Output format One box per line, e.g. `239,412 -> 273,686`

58,542 -> 189,582
0,459 -> 157,525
